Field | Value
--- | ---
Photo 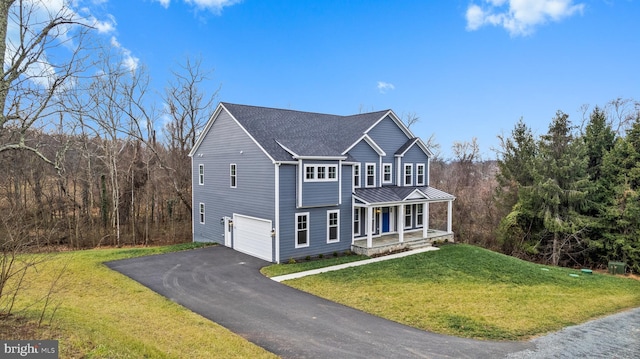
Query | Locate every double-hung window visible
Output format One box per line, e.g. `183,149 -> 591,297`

198,164 -> 204,185
416,204 -> 424,227
199,203 -> 205,224
366,163 -> 376,187
416,164 -> 425,186
383,163 -> 392,184
353,208 -> 360,235
404,164 -> 413,186
230,164 -> 237,188
327,210 -> 339,243
404,205 -> 412,228
296,213 -> 309,248
353,164 -> 360,188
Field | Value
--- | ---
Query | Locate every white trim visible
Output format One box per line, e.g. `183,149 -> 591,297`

416,163 -> 426,186
353,163 -> 361,189
275,163 -> 280,263
303,164 -> 338,182
190,103 -> 277,163
294,155 -> 348,160
396,156 -> 402,186
404,163 -> 413,186
365,163 -> 376,188
338,161 -> 342,205
230,163 -> 237,188
404,204 -> 412,229
198,164 -> 204,185
382,163 -> 393,184
199,202 -> 205,224
327,209 -> 340,243
416,203 -> 424,227
353,207 -> 360,236
297,159 -> 303,207
295,212 -> 310,248
342,134 -> 386,156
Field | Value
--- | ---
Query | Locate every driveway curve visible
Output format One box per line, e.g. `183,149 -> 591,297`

107,246 -> 531,358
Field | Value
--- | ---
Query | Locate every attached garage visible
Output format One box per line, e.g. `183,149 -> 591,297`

233,214 -> 273,262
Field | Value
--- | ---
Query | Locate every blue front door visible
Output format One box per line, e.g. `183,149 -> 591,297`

382,210 -> 390,232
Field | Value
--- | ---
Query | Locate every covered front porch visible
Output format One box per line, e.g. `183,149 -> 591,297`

351,186 -> 455,257
352,229 -> 453,256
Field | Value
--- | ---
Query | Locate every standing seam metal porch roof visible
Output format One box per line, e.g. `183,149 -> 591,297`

353,186 -> 456,205
222,102 -> 392,161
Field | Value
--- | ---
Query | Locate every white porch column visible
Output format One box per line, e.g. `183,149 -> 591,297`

447,200 -> 453,233
422,202 -> 429,239
366,206 -> 373,248
398,204 -> 404,243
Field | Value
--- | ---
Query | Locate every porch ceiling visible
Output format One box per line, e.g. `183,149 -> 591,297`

353,186 -> 455,206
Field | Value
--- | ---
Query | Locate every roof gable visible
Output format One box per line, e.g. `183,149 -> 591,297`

194,102 -> 389,162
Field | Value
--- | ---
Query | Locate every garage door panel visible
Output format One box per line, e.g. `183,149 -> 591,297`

233,214 -> 272,262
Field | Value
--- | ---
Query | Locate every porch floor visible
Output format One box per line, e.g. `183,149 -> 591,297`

352,229 -> 453,256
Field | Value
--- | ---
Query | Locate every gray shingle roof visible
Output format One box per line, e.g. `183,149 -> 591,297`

222,102 -> 389,161
354,186 -> 455,205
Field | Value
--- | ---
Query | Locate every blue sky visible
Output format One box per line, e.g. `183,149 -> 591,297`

77,0 -> 638,159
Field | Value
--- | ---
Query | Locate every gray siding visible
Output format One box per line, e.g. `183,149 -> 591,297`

400,145 -> 430,186
300,160 -> 340,207
192,109 -> 275,244
278,164 -> 352,262
368,115 -> 410,185
347,141 -> 380,187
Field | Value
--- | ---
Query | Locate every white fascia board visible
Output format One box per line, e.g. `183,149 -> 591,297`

364,135 -> 386,156
293,155 -> 348,160
404,189 -> 428,201
222,104 -> 277,164
188,103 -> 224,157
363,110 -> 414,139
275,140 -> 300,158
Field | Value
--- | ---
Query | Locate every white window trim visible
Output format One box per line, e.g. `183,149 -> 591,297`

416,163 -> 426,186
353,164 -> 361,189
416,203 -> 424,227
365,163 -> 376,188
230,163 -> 237,188
382,163 -> 393,184
303,164 -> 338,182
404,163 -> 413,186
327,210 -> 340,243
198,164 -> 204,185
353,208 -> 360,236
404,205 -> 412,229
199,203 -> 205,224
295,212 -> 310,248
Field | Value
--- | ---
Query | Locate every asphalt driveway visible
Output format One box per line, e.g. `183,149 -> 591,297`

106,246 -> 532,358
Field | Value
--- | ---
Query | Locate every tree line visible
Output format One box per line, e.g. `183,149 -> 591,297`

431,98 -> 640,273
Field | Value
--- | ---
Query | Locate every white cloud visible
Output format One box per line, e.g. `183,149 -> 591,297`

153,0 -> 242,13
465,0 -> 585,36
186,0 -> 242,13
377,81 -> 395,94
110,37 -> 140,72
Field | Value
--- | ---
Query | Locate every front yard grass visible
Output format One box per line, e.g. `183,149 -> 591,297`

4,243 -> 276,358
271,244 -> 640,341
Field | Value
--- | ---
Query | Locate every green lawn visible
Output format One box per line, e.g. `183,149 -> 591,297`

273,244 -> 640,340
5,243 -> 276,358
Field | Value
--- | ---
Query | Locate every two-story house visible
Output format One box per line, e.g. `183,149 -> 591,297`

189,102 -> 455,263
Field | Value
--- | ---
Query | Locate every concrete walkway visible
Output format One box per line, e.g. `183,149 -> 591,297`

271,246 -> 439,282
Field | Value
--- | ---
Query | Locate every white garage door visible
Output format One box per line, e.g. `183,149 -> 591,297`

233,214 -> 273,262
